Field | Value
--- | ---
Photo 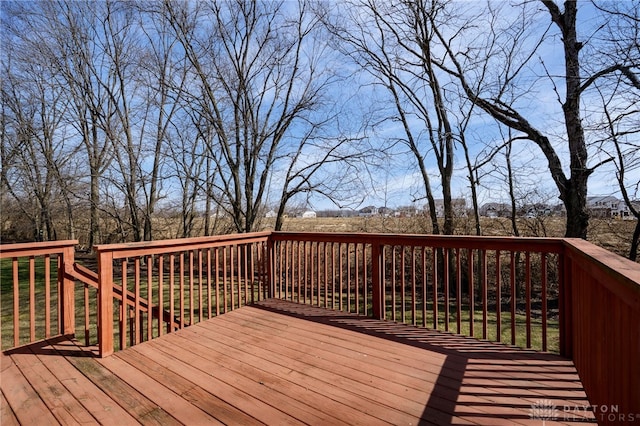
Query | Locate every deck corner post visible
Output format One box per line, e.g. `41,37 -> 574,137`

59,244 -> 76,336
97,249 -> 114,357
371,243 -> 384,320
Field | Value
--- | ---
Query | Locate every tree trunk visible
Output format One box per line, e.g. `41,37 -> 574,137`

554,0 -> 589,239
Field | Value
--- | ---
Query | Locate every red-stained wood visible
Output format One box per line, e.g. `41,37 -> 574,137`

371,243 -> 382,320
1,390 -> 19,426
60,245 -> 76,336
362,243 -> 368,316
97,250 -> 114,357
391,246 -> 397,322
169,253 -> 176,332
10,347 -> 96,424
432,247 -> 438,330
189,250 -> 195,324
339,243 -> 344,311
134,257 -> 141,345
44,255 -> 51,339
541,254 -> 548,352
223,246 -> 229,311
1,354 -> 60,425
525,252 -> 532,348
0,240 -> 79,258
481,250 -> 488,340
196,251 -> 202,325
297,241 -> 302,305
510,251 -> 516,346
84,282 -> 90,345
468,249 -> 474,338
12,259 -> 19,348
158,254 -> 165,336
443,248 -> 450,332
411,247 -> 416,326
422,248 -> 427,328
352,244 -> 357,313
214,249 -> 220,316
562,239 -> 640,424
93,232 -> 270,260
179,252 -> 185,328
456,248 -> 462,334
147,256 -> 153,342
398,248 -> 405,323
323,242 -> 329,309
120,259 -> 128,350
205,250 -> 211,320
1,301 -> 596,425
496,250 -> 502,343
270,231 -> 564,253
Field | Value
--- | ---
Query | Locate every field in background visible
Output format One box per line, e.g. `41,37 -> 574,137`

267,216 -> 636,260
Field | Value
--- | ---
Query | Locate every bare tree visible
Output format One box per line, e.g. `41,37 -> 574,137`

428,0 -> 639,238
594,73 -> 640,259
589,0 -> 640,259
326,0 -> 481,235
162,0 -> 351,233
1,8 -> 81,241
5,0 -> 119,246
136,4 -> 191,241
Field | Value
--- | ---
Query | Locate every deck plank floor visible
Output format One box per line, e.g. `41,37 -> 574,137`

2,299 -> 595,425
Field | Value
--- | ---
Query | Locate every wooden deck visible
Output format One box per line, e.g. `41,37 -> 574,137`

2,299 -> 595,425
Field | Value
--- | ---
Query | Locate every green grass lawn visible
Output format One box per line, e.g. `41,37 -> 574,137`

1,256 -> 61,349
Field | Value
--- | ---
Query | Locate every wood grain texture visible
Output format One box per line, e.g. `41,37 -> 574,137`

2,300 -> 595,425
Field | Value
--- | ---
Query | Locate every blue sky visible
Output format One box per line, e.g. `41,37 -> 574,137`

301,0 -> 639,212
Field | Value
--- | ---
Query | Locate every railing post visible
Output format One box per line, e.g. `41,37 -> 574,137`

59,245 -> 76,336
371,243 -> 384,320
97,249 -> 114,357
558,250 -> 573,358
267,236 -> 275,299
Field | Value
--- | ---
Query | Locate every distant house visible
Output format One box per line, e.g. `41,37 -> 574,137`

359,206 -> 378,217
479,203 -> 512,218
395,206 -> 420,217
521,203 -> 552,218
378,206 -> 395,217
301,211 -> 316,219
265,210 -> 277,218
587,196 -> 630,218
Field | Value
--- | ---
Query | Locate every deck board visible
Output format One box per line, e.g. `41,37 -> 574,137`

1,299 -> 596,425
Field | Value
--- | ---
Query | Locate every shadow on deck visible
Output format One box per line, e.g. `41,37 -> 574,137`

2,299 -> 595,425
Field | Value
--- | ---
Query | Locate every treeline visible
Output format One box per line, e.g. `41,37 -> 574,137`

1,1 -> 639,258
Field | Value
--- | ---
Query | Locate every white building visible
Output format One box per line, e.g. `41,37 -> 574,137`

587,196 -> 630,219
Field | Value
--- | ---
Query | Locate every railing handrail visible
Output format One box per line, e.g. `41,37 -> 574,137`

271,231 -> 565,252
94,232 -> 271,258
0,240 -> 78,258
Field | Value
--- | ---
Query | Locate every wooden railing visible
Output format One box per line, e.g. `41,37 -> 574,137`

270,232 -> 564,352
2,232 -> 638,423
93,232 -> 271,357
0,240 -> 77,350
561,239 -> 640,424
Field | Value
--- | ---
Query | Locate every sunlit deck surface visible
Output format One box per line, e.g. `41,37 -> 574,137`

2,299 -> 595,425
